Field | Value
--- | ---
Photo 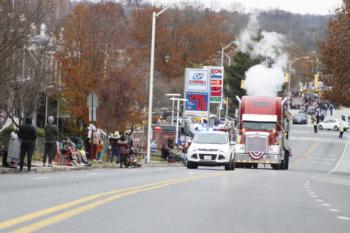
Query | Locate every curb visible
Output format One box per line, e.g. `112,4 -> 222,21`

0,162 -> 183,174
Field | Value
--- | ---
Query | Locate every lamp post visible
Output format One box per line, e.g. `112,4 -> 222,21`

170,97 -> 188,145
221,40 -> 235,66
146,2 -> 193,164
166,93 -> 180,125
224,54 -> 231,66
287,56 -> 310,98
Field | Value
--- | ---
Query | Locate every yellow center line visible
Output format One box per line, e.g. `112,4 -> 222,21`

10,172 -> 229,233
0,171 -> 232,230
290,142 -> 319,169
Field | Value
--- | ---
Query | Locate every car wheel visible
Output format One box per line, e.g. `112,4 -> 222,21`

334,126 -> 339,131
318,125 -> 323,130
225,158 -> 234,171
187,161 -> 194,169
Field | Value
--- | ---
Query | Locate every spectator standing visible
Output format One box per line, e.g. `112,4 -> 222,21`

43,116 -> 58,167
18,117 -> 37,172
108,131 -> 120,163
330,104 -> 333,116
118,134 -> 128,168
96,139 -> 103,162
312,115 -> 318,133
7,132 -> 21,168
316,112 -> 320,124
151,140 -> 157,153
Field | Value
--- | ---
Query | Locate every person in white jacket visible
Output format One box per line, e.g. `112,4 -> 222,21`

7,132 -> 21,168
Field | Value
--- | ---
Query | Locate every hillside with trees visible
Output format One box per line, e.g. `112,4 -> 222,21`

0,0 -> 334,133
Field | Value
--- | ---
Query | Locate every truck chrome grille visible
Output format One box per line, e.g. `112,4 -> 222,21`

246,136 -> 268,153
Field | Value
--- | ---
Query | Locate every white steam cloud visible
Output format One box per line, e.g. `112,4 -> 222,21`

236,14 -> 288,97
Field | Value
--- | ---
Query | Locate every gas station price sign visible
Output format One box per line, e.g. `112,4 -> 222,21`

185,92 -> 209,116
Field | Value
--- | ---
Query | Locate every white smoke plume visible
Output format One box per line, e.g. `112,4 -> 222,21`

236,14 -> 288,97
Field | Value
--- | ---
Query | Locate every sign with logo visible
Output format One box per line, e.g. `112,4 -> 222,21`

184,92 -> 209,117
185,68 -> 210,92
204,66 -> 224,103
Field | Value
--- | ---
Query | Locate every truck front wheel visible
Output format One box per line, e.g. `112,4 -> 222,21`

283,150 -> 289,170
271,164 -> 280,170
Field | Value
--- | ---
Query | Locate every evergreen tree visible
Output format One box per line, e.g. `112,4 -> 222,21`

224,51 -> 261,112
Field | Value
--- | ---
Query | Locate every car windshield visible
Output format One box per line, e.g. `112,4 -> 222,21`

243,121 -> 276,130
193,133 -> 228,144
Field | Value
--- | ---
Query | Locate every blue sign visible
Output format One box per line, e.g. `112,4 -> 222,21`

192,73 -> 204,80
185,92 -> 209,113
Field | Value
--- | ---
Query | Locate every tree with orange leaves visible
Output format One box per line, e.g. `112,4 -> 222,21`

319,0 -> 350,106
55,2 -> 130,128
130,6 -> 234,80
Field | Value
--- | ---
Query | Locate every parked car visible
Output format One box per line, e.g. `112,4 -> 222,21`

317,119 -> 349,131
186,131 -> 235,170
292,113 -> 308,124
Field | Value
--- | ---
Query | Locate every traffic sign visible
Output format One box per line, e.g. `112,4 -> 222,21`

87,92 -> 99,108
87,92 -> 98,122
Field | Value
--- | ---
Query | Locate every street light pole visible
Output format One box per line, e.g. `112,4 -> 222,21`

287,56 -> 310,98
225,54 -> 231,66
166,93 -> 180,125
146,12 -> 156,164
171,97 -> 187,145
146,2 -> 193,164
175,99 -> 180,143
221,40 -> 235,66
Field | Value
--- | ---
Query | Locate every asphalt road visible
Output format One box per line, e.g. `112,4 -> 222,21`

0,125 -> 350,233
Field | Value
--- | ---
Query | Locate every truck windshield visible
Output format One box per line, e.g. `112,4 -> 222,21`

243,121 -> 276,131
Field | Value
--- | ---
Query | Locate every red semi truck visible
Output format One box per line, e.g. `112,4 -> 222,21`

234,96 -> 291,170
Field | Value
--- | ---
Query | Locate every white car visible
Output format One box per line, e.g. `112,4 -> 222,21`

317,119 -> 349,131
186,131 -> 235,170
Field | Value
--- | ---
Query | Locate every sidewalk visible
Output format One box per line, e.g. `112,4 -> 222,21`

332,139 -> 350,176
329,107 -> 350,120
0,160 -> 183,174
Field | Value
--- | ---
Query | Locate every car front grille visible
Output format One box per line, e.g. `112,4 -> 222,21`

245,136 -> 268,153
199,154 -> 217,160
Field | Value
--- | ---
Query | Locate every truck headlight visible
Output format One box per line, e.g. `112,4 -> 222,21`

268,145 -> 280,154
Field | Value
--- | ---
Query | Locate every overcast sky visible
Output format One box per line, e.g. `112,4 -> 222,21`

150,0 -> 342,15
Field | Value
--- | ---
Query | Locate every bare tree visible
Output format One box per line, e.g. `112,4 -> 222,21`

0,0 -> 53,127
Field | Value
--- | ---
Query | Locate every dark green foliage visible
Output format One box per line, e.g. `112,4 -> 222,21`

224,52 -> 261,111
